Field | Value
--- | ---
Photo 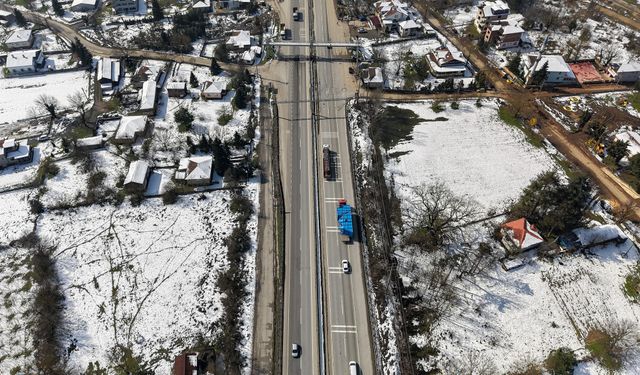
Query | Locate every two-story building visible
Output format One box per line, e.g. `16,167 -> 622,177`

523,54 -> 577,85
112,0 -> 139,14
484,23 -> 524,49
427,46 -> 468,77
5,29 -> 34,50
475,0 -> 510,30
5,49 -> 44,75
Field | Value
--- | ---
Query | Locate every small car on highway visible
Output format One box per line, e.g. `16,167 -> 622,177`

342,260 -> 351,274
292,343 -> 301,358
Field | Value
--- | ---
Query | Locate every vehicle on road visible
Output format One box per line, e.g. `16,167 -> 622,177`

322,144 -> 331,179
342,259 -> 351,273
293,7 -> 302,21
292,343 -> 300,358
350,361 -> 358,375
337,199 -> 354,243
349,67 -> 355,75
357,27 -> 366,33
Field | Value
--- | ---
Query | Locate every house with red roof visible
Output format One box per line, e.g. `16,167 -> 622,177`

501,218 -> 544,253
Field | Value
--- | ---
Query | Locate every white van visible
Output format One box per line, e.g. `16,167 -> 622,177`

349,361 -> 358,375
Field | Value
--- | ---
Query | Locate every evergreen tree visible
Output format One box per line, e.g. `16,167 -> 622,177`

71,38 -> 93,67
530,61 -> 549,86
212,138 -> 232,176
233,85 -> 249,109
14,10 -> 27,27
151,0 -> 163,21
507,53 -> 522,78
607,140 -> 629,164
189,72 -> 199,88
210,58 -> 222,75
52,0 -> 64,17
174,107 -> 194,132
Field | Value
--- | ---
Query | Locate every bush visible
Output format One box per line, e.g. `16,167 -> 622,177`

217,105 -> 233,125
544,348 -> 576,375
87,171 -> 107,191
585,321 -> 639,372
174,107 -> 194,132
450,101 -> 459,110
623,263 -> 640,301
29,199 -> 44,214
129,191 -> 144,207
162,188 -> 178,205
431,101 -> 444,113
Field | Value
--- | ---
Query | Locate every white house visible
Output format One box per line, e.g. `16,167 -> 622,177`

374,0 -> 411,33
524,54 -> 577,85
114,116 -> 148,144
226,30 -> 254,50
398,19 -> 421,37
475,0 -> 510,30
97,57 -> 123,94
0,138 -> 32,168
70,0 -> 98,12
5,29 -> 33,50
427,46 -> 468,77
615,61 -> 640,83
138,79 -> 157,115
124,160 -> 150,191
5,49 -> 44,75
174,156 -> 213,186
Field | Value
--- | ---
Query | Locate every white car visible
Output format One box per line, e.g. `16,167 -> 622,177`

292,343 -> 301,358
342,259 -> 351,274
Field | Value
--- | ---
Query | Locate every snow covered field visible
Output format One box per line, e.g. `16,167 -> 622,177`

0,71 -> 91,124
385,99 -> 556,212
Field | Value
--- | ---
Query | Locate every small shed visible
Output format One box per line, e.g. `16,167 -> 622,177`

501,218 -> 544,253
76,135 -> 105,150
201,81 -> 227,100
167,81 -> 188,98
173,352 -> 198,375
558,225 -> 628,252
124,160 -> 150,191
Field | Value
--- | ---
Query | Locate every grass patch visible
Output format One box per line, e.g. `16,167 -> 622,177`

70,125 -> 94,140
586,329 -> 623,371
628,92 -> 640,112
370,106 -> 424,150
623,263 -> 640,301
498,105 -> 544,148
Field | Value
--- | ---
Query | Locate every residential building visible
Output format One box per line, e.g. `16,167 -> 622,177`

124,160 -> 150,191
192,0 -> 212,12
137,79 -> 158,115
70,0 -> 98,12
226,30 -> 254,50
615,61 -> 640,83
5,29 -> 34,50
0,138 -> 33,168
113,116 -> 148,144
131,62 -> 165,89
0,10 -> 16,26
475,0 -> 510,30
98,57 -> 123,94
201,81 -> 227,99
427,46 -> 468,77
483,24 -> 524,49
361,66 -> 385,88
374,0 -> 411,33
112,0 -> 139,14
241,46 -> 262,65
5,49 -> 44,75
167,81 -> 188,98
501,218 -> 543,253
398,19 -> 421,37
173,353 -> 198,375
174,156 -> 213,186
523,54 -> 577,85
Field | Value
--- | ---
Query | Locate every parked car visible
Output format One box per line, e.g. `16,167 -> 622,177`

348,67 -> 355,75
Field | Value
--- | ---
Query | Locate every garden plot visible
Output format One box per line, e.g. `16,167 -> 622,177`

0,71 -> 91,124
423,240 -> 640,374
0,190 -> 36,244
40,159 -> 88,207
555,93 -> 640,120
384,99 -> 556,213
35,182 -> 259,374
374,37 -> 476,90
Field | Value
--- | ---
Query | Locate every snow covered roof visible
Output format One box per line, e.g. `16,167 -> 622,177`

71,0 -> 97,8
618,61 -> 640,73
192,0 -> 210,8
227,30 -> 252,49
502,25 -> 524,35
572,225 -> 627,247
6,49 -> 42,68
502,218 -> 544,250
167,81 -> 187,90
399,19 -> 420,29
176,156 -> 213,181
203,81 -> 226,94
0,138 -> 16,155
6,29 -> 32,44
363,67 -> 384,84
480,0 -> 510,17
124,160 -> 150,185
428,46 -> 467,68
76,135 -> 104,147
115,116 -> 147,140
140,79 -> 157,110
0,10 -> 12,17
98,57 -> 121,83
534,55 -> 575,76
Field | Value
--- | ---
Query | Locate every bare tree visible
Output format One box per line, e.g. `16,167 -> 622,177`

597,44 -> 619,66
442,350 -> 498,375
34,94 -> 60,123
67,90 -> 91,127
403,182 -> 479,253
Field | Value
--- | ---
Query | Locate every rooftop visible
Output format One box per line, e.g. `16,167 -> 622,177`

140,79 -> 157,110
125,160 -> 150,185
6,49 -> 41,68
115,115 -> 147,140
6,29 -> 32,44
